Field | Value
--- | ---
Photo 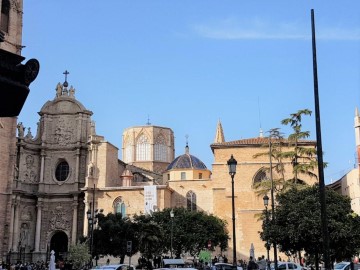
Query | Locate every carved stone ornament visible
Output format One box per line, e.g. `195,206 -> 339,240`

25,155 -> 34,169
54,117 -> 73,145
49,205 -> 70,231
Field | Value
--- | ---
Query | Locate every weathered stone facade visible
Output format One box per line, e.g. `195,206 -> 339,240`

6,82 -> 92,262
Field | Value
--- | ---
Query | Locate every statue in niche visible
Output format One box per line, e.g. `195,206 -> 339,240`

19,223 -> 29,247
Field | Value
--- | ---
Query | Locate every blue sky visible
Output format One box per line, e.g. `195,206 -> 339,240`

20,1 -> 360,183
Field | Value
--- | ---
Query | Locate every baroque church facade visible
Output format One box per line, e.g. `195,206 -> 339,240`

0,0 -> 321,264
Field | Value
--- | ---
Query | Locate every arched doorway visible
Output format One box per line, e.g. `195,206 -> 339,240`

50,231 -> 68,261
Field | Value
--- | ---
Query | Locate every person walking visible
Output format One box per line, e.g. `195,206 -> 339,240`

247,257 -> 258,270
258,256 -> 266,270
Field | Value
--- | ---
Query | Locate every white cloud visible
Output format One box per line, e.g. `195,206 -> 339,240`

192,18 -> 360,41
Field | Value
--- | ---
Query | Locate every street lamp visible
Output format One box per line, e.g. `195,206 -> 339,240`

263,195 -> 270,270
87,208 -> 103,268
170,209 -> 174,258
227,155 -> 237,269
87,209 -> 93,268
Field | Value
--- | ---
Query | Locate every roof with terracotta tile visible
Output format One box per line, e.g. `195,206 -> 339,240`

210,137 -> 317,149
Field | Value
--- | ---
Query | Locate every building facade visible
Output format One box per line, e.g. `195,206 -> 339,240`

0,0 -> 39,262
328,108 -> 360,215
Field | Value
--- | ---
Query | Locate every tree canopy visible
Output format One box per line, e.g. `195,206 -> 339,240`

261,185 -> 360,265
93,208 -> 229,261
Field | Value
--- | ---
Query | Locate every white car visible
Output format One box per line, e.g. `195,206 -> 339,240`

214,262 -> 243,270
98,264 -> 134,270
270,262 -> 304,270
334,262 -> 360,270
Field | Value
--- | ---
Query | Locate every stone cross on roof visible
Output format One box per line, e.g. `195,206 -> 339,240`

63,70 -> 69,87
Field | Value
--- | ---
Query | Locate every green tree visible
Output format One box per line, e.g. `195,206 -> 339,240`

133,214 -> 164,260
93,213 -> 139,263
94,208 -> 229,261
151,208 -> 229,257
261,185 -> 360,267
253,109 -> 317,196
281,109 -> 318,185
67,243 -> 91,270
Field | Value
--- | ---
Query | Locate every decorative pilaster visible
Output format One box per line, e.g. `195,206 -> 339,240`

8,197 -> 15,251
75,148 -> 80,182
39,150 -> 45,183
12,196 -> 20,251
71,196 -> 78,245
34,199 -> 43,252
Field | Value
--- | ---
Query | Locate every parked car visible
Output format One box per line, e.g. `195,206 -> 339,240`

270,262 -> 304,270
214,262 -> 243,270
334,262 -> 360,270
98,264 -> 134,270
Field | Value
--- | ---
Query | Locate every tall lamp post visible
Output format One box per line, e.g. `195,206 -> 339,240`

263,195 -> 271,270
227,155 -> 237,269
87,209 -> 94,268
87,208 -> 103,268
170,209 -> 174,258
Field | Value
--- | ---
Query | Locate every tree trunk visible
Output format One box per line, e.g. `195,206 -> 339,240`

120,254 -> 125,264
315,253 -> 319,270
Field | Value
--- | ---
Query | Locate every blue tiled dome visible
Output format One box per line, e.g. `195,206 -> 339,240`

166,145 -> 207,170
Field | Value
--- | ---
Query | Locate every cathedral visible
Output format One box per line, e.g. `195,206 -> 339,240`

1,75 -> 319,263
0,0 -> 320,265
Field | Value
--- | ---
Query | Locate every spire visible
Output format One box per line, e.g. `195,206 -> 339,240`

185,135 -> 189,154
214,119 -> 225,143
259,128 -> 264,138
146,115 -> 151,125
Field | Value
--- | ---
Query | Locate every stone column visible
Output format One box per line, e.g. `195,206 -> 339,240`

8,197 -> 15,251
83,199 -> 90,236
34,199 -> 43,252
12,196 -> 20,251
75,148 -> 80,182
39,150 -> 45,183
71,196 -> 78,245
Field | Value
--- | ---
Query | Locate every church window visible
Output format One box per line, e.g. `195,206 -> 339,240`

154,135 -> 167,162
167,174 -> 170,181
113,197 -> 126,217
136,134 -> 150,161
199,173 -> 202,179
253,168 -> 268,186
55,161 -> 70,181
1,0 -> 10,33
186,191 -> 197,211
181,172 -> 186,180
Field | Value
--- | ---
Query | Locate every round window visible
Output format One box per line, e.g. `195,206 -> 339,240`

55,161 -> 70,181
